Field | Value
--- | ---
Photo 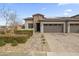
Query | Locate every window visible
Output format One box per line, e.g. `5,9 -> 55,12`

28,23 -> 33,29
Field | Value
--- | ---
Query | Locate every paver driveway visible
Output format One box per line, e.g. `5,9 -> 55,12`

44,33 -> 79,55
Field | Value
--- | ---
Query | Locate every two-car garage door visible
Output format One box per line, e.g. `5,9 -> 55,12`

43,24 -> 64,33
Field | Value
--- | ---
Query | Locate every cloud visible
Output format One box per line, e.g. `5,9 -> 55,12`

65,9 -> 72,12
64,12 -> 69,16
64,9 -> 73,16
58,3 -> 69,6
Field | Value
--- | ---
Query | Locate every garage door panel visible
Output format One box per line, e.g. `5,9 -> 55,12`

44,24 -> 63,33
70,24 -> 79,33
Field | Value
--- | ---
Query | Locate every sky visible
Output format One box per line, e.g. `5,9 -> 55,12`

0,3 -> 79,25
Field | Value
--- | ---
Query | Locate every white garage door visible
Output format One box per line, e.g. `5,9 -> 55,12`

43,24 -> 64,33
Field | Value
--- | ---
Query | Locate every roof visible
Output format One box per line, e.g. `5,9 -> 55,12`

32,13 -> 44,17
40,17 -> 79,22
24,17 -> 33,21
24,14 -> 79,21
71,14 -> 79,19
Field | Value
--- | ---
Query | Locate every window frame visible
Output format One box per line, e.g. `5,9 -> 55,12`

28,23 -> 33,29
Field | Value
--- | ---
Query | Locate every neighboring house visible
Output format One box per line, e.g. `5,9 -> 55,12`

16,24 -> 25,30
0,26 -> 6,31
0,25 -> 23,31
15,25 -> 23,30
24,13 -> 79,33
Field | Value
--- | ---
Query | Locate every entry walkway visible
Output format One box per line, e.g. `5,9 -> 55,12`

26,33 -> 50,52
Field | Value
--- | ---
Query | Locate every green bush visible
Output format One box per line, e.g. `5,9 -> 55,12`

11,40 -> 18,46
0,36 -> 13,43
14,36 -> 27,43
0,40 -> 6,46
0,35 -> 29,44
15,30 -> 33,35
0,30 -> 33,46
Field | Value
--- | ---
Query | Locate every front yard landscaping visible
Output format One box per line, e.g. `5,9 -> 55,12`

0,30 -> 33,47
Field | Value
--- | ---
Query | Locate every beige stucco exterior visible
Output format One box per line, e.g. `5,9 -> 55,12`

24,14 -> 79,33
25,20 -> 33,30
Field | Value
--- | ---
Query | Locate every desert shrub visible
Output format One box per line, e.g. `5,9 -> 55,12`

42,41 -> 46,44
41,34 -> 44,38
11,40 -> 18,46
0,39 -> 6,46
42,38 -> 45,41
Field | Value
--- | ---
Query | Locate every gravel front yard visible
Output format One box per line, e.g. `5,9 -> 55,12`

0,33 -> 49,56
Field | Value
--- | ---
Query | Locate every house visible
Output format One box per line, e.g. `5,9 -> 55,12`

15,24 -> 23,30
24,13 -> 79,33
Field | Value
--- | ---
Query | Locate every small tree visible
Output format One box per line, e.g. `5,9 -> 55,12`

8,10 -> 16,34
0,8 -> 17,35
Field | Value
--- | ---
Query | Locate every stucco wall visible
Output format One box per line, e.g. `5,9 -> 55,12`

25,20 -> 33,30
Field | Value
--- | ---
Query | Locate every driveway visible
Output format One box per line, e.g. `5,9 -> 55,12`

44,33 -> 79,55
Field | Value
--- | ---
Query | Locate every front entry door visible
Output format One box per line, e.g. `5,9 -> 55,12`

36,23 -> 40,32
